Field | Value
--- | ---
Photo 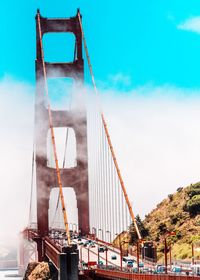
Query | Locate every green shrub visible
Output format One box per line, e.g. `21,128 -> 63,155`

176,231 -> 182,239
186,195 -> 200,215
158,222 -> 167,234
168,194 -> 173,201
188,188 -> 200,198
129,215 -> 149,244
195,220 -> 200,226
190,235 -> 200,243
177,187 -> 183,192
191,182 -> 200,189
187,183 -> 200,198
170,215 -> 178,225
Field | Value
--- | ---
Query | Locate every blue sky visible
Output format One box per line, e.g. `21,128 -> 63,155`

3,1 -> 200,238
2,0 -> 200,89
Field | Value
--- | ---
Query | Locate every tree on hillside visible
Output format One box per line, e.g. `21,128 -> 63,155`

187,185 -> 200,198
186,195 -> 200,216
158,222 -> 167,234
129,215 -> 149,245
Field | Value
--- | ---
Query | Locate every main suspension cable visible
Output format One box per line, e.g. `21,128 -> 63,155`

37,11 -> 71,243
77,11 -> 141,240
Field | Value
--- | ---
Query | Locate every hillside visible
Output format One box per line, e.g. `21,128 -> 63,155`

143,182 -> 200,260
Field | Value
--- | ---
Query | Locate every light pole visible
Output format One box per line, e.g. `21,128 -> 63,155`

80,245 -> 83,269
115,233 -> 123,271
137,241 -> 140,272
106,230 -> 111,243
97,246 -> 100,265
164,231 -> 176,274
192,243 -> 195,265
164,237 -> 168,274
169,244 -> 172,270
106,247 -> 108,267
88,246 -> 90,264
98,228 -> 104,241
92,227 -> 97,239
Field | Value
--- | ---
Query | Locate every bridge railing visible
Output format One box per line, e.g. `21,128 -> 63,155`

95,268 -> 200,280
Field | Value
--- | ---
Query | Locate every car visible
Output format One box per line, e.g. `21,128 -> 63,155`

90,242 -> 95,248
140,268 -> 151,273
81,261 -> 88,267
98,260 -> 104,266
107,265 -> 115,270
139,262 -> 144,268
156,265 -> 166,274
78,237 -> 82,241
127,261 -> 133,268
111,255 -> 117,260
123,257 -> 134,263
98,246 -> 105,252
171,267 -> 181,273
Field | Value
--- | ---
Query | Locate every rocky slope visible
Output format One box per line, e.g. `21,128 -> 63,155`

143,182 -> 200,260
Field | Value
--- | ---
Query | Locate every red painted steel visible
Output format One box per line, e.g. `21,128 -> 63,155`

44,238 -> 61,269
35,10 -> 90,260
95,269 -> 200,280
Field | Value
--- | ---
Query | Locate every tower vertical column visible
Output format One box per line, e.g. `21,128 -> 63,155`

35,10 -> 90,261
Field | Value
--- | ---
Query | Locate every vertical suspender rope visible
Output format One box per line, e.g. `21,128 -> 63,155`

28,147 -> 35,227
51,93 -> 73,229
77,11 -> 142,240
37,12 -> 71,243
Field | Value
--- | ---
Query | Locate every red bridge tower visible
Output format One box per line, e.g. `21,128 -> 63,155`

35,9 -> 89,259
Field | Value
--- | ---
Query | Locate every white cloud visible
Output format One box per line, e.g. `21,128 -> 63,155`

100,85 -> 200,218
178,16 -> 200,34
0,76 -> 34,244
1,77 -> 200,245
108,73 -> 132,87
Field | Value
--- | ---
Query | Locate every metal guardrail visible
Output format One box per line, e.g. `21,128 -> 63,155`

95,268 -> 200,280
44,238 -> 61,269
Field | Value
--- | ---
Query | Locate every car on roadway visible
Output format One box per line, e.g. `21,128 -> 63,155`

123,257 -> 134,263
127,260 -> 134,268
156,265 -> 166,274
139,262 -> 144,268
98,260 -> 104,266
98,246 -> 105,252
140,267 -> 152,273
171,267 -> 182,274
111,255 -> 117,260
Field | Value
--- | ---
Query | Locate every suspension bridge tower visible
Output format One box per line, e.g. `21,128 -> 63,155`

35,9 -> 89,259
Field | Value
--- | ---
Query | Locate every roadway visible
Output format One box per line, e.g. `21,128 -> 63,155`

72,237 -> 145,270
